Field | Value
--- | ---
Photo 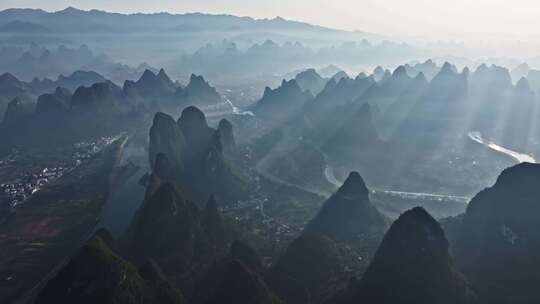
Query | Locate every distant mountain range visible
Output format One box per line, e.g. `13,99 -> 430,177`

0,7 -> 380,39
247,60 -> 539,197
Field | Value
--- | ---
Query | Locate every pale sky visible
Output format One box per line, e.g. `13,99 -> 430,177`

2,0 -> 540,38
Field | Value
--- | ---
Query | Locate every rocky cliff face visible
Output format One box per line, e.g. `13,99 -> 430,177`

147,107 -> 248,204
148,112 -> 185,174
329,207 -> 476,304
306,171 -> 387,242
454,163 -> 540,304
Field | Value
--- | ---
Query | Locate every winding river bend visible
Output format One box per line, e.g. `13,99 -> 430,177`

324,165 -> 470,203
468,131 -> 536,163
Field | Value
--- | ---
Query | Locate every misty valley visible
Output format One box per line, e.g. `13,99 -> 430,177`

1,5 -> 540,304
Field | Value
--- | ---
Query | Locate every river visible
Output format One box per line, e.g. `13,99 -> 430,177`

468,131 -> 536,163
97,140 -> 149,237
322,149 -> 470,203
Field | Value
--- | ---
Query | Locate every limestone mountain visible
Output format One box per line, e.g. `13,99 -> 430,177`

306,171 -> 387,242
148,112 -> 185,174
360,65 -> 415,112
176,74 -> 223,108
320,103 -> 383,162
294,68 -> 328,95
331,71 -> 349,82
269,173 -> 388,304
329,207 -> 476,304
312,75 -> 375,109
0,72 -> 33,117
125,69 -> 177,102
404,59 -> 440,80
373,70 -> 428,138
148,107 -> 249,203
453,163 -> 540,304
191,241 -> 272,304
205,260 -> 280,304
35,87 -> 71,114
54,70 -> 107,91
122,182 -> 228,293
35,234 -> 185,304
251,79 -> 313,122
70,81 -> 125,114
372,66 -> 386,81
269,232 -> 344,304
2,97 -> 34,125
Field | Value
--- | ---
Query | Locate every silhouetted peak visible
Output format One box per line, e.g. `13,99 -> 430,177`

476,63 -> 489,73
516,77 -> 531,92
149,112 -> 185,170
36,89 -> 70,114
54,86 -> 71,97
332,71 -> 349,82
348,206 -> 475,304
493,162 -> 540,189
440,62 -> 454,74
178,105 -> 208,130
152,111 -> 176,128
157,68 -> 172,82
259,79 -> 305,103
157,68 -> 167,77
392,65 -> 408,78
140,69 -> 157,80
263,86 -> 272,96
71,81 -> 118,104
188,73 -> 210,88
218,118 -> 233,133
338,171 -> 369,198
390,207 -> 444,241
454,162 -> 540,302
297,68 -> 319,77
262,39 -> 278,47
35,233 -> 184,304
205,259 -> 274,304
0,72 -> 20,84
59,6 -> 84,14
414,72 -> 428,83
363,207 -> 449,281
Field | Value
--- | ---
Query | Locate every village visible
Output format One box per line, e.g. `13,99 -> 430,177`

0,136 -> 119,215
